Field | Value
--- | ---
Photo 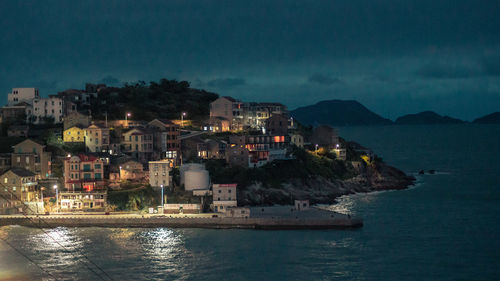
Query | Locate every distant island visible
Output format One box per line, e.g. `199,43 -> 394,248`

473,112 -> 500,124
291,100 -> 393,126
292,99 -> 498,126
395,111 -> 465,125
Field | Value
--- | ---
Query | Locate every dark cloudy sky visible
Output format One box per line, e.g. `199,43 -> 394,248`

1,0 -> 499,120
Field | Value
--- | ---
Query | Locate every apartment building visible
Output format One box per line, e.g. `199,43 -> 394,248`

7,88 -> 39,105
149,160 -> 172,187
32,96 -> 64,124
212,184 -> 237,212
85,124 -> 110,153
63,154 -> 105,191
121,128 -> 154,162
147,119 -> 181,163
11,139 -> 51,179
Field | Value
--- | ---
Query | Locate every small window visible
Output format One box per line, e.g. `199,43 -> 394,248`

218,190 -> 221,193
3,178 -> 7,184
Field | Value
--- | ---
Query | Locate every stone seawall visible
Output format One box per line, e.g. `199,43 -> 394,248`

0,215 -> 363,230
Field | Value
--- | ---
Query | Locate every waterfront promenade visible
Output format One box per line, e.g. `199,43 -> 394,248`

0,207 -> 362,230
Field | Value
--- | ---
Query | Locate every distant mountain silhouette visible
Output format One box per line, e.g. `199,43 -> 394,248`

473,112 -> 500,124
395,111 -> 465,125
291,100 -> 392,126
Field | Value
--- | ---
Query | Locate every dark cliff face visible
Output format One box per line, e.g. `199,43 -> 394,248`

238,161 -> 415,206
395,111 -> 464,125
473,112 -> 500,124
291,100 -> 393,126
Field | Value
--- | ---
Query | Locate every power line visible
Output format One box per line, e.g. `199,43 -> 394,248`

0,187 -> 114,281
0,236 -> 60,281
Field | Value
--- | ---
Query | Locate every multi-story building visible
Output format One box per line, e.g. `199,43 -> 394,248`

121,128 -> 154,162
265,114 -> 289,135
226,134 -> 291,167
147,119 -> 181,163
7,125 -> 29,137
197,139 -> 227,159
149,160 -> 172,187
0,168 -> 40,214
7,88 -> 39,105
311,125 -> 340,149
0,102 -> 32,124
32,96 -> 64,124
209,96 -> 287,131
11,139 -> 52,179
212,183 -> 237,212
63,126 -> 85,143
0,154 -> 12,174
290,133 -> 304,148
59,191 -> 107,211
85,124 -> 110,153
202,116 -> 231,132
63,154 -> 105,192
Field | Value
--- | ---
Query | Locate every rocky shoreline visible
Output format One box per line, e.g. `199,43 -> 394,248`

239,161 -> 415,206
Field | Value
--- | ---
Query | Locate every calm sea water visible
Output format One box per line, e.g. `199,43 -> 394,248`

1,124 -> 499,281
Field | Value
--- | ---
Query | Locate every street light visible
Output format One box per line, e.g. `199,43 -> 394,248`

160,184 -> 164,207
53,184 -> 58,212
125,112 -> 131,127
181,112 -> 186,127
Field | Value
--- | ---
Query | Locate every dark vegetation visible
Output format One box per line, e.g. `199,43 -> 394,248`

473,112 -> 500,124
205,147 -> 358,191
89,78 -> 219,122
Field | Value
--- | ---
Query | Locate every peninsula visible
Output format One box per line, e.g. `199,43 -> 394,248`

0,79 -> 414,229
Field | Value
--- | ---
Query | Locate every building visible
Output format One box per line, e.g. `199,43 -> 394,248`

311,125 -> 340,149
212,183 -> 237,212
202,116 -> 231,132
63,154 -> 106,191
32,96 -> 64,124
7,88 -> 39,105
224,207 -> 250,218
197,139 -> 227,159
265,114 -> 289,135
59,191 -> 107,211
7,125 -> 29,137
85,124 -> 110,153
147,119 -> 181,163
11,139 -> 52,179
226,134 -> 291,167
209,96 -> 288,131
163,203 -> 201,214
0,154 -> 11,174
149,160 -> 172,187
180,164 -> 209,191
290,133 -> 304,148
110,156 -> 145,181
333,147 -> 347,161
0,168 -> 40,214
294,200 -> 310,211
63,126 -> 85,143
121,128 -> 154,162
63,111 -> 90,130
1,103 -> 31,124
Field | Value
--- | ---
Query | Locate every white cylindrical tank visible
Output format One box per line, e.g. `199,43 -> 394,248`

184,169 -> 210,191
180,163 -> 206,185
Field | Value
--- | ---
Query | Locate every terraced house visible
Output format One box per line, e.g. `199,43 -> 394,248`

11,139 -> 51,179
63,154 -> 105,192
0,168 -> 40,214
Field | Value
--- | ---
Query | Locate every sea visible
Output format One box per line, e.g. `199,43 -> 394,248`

1,124 -> 499,281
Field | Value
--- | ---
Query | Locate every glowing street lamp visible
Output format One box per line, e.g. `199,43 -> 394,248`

53,184 -> 58,212
160,184 -> 164,208
181,112 -> 186,127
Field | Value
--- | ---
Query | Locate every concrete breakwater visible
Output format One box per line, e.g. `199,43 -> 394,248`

0,213 -> 362,230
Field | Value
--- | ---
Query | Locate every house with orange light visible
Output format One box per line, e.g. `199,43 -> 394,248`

63,154 -> 106,192
226,134 -> 291,167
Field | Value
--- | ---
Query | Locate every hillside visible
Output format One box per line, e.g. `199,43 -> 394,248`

473,112 -> 500,124
291,100 -> 392,126
90,79 -> 219,121
395,111 -> 465,125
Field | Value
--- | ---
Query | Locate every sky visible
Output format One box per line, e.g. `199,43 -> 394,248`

0,0 -> 499,121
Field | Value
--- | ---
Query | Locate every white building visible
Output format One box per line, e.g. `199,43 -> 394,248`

149,160 -> 172,187
7,88 -> 39,105
212,184 -> 237,212
32,96 -> 64,124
